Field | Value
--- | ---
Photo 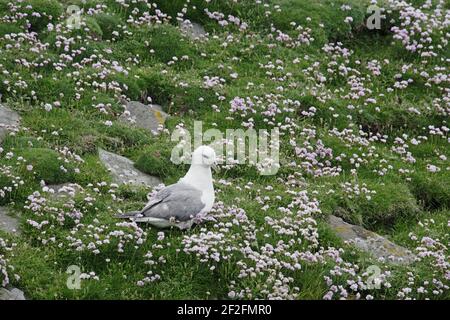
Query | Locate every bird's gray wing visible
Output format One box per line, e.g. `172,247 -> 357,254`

139,183 -> 205,221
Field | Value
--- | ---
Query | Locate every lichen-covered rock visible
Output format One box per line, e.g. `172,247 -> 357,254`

0,104 -> 20,144
99,149 -> 161,187
328,215 -> 416,265
0,287 -> 26,300
0,207 -> 20,235
119,101 -> 168,134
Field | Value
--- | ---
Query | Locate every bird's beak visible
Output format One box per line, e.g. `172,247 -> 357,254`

211,162 -> 218,172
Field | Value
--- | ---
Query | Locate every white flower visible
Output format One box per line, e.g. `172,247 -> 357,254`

426,164 -> 440,173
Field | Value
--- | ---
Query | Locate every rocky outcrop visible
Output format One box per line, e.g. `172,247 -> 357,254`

99,149 -> 161,187
0,287 -> 26,300
328,215 -> 416,265
0,207 -> 20,235
0,104 -> 20,144
119,101 -> 168,134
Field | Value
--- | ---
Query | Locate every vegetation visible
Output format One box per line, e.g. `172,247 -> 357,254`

0,0 -> 448,300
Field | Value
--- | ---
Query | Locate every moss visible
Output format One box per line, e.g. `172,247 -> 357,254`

143,24 -> 198,68
17,148 -> 74,184
0,0 -> 448,300
271,0 -> 367,43
109,71 -> 142,101
322,180 -> 420,228
355,103 -> 439,135
0,136 -> 46,150
409,171 -> 450,210
98,124 -> 152,151
22,0 -> 63,32
29,76 -> 76,103
173,85 -> 218,115
134,141 -> 185,182
72,154 -> 111,186
82,16 -> 103,39
135,68 -> 174,106
0,23 -> 22,37
94,12 -> 122,40
0,0 -> 9,14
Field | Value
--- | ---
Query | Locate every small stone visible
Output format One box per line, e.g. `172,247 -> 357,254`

0,287 -> 26,300
328,215 -> 416,265
0,104 -> 21,144
119,101 -> 168,135
99,149 -> 161,187
0,207 -> 20,235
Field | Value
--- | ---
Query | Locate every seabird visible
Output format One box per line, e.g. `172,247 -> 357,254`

116,145 -> 217,230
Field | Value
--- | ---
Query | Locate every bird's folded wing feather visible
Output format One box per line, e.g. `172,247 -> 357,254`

139,183 -> 205,221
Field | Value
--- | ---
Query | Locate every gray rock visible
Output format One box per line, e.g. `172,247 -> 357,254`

328,215 -> 416,265
180,21 -> 207,40
149,103 -> 163,112
0,207 -> 20,235
99,149 -> 161,187
119,101 -> 168,135
0,104 -> 20,144
0,287 -> 26,300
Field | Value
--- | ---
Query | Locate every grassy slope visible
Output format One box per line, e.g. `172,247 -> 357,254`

0,0 -> 448,299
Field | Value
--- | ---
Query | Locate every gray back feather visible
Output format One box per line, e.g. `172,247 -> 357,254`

139,183 -> 205,221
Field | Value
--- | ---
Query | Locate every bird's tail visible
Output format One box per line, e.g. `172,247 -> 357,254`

115,211 -> 140,219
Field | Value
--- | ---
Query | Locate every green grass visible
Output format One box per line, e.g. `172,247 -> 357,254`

0,0 -> 449,300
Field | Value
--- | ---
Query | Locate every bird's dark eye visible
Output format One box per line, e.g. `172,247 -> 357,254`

202,154 -> 209,159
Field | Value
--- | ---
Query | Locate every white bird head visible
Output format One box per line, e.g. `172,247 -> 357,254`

191,145 -> 217,168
